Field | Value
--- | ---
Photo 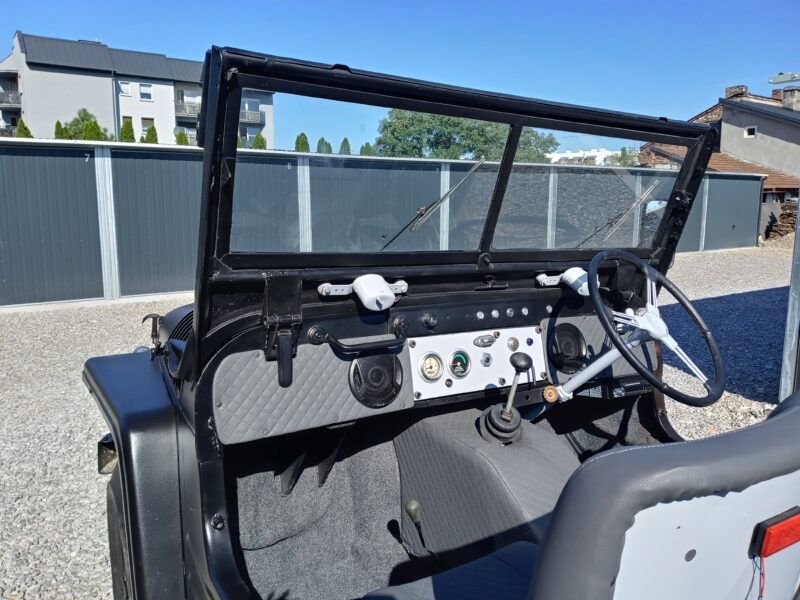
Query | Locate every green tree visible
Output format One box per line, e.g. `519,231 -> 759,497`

54,121 -> 65,139
295,132 -> 310,152
373,110 -> 558,162
175,130 -> 190,145
339,138 -> 351,154
64,108 -> 112,140
139,135 -> 145,143
81,120 -> 105,141
15,118 -> 32,138
119,119 -> 135,143
252,131 -> 267,149
316,137 -> 332,153
607,146 -> 639,167
237,136 -> 242,148
359,142 -> 375,156
144,125 -> 158,144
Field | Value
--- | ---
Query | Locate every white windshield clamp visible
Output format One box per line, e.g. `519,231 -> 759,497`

536,267 -> 595,297
317,274 -> 408,311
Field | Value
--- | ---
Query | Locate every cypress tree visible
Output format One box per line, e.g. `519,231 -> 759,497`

339,138 -> 351,154
295,133 -> 310,152
175,130 -> 189,145
81,120 -> 105,141
54,121 -> 63,139
316,137 -> 329,153
15,118 -> 33,138
119,119 -> 135,143
359,142 -> 374,156
144,125 -> 158,144
252,131 -> 267,149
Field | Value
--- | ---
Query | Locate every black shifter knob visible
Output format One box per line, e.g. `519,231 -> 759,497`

510,352 -> 533,373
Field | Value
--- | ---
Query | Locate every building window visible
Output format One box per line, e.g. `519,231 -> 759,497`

241,97 -> 260,112
140,84 -> 153,101
744,126 -> 757,138
141,117 -> 154,136
119,81 -> 131,96
178,89 -> 200,104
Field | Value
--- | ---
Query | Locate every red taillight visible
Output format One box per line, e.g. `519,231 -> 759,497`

750,507 -> 800,558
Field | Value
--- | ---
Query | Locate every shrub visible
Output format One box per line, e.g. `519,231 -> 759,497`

295,133 -> 310,152
359,142 -> 374,156
175,130 -> 189,145
252,131 -> 266,149
144,125 -> 158,144
316,137 -> 332,153
15,118 -> 32,138
119,119 -> 135,143
339,138 -> 351,154
81,120 -> 105,141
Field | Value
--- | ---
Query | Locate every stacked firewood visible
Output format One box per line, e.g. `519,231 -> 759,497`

770,203 -> 797,237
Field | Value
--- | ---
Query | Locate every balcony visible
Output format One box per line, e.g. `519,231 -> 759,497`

240,110 -> 265,125
0,92 -> 21,108
0,126 -> 17,137
175,101 -> 201,118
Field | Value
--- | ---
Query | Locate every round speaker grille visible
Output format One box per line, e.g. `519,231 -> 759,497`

348,354 -> 403,409
550,323 -> 587,374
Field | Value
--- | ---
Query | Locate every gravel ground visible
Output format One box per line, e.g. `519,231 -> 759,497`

0,237 -> 794,598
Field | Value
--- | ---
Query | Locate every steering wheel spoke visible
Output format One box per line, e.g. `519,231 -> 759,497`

661,334 -> 708,383
611,310 -> 638,327
646,273 -> 659,313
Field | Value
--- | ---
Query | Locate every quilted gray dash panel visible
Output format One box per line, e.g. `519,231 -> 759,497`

540,315 -> 657,385
212,336 -> 414,444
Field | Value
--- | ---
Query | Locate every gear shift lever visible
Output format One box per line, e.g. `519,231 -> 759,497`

502,352 -> 533,421
479,352 -> 532,444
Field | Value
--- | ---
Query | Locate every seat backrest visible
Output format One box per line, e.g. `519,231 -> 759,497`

529,394 -> 800,600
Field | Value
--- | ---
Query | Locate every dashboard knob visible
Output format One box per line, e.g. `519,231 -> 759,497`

510,352 -> 533,373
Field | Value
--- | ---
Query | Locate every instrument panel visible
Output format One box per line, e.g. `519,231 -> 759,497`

407,326 -> 548,401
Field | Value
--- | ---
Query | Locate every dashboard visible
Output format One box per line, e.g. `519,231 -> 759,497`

209,291 -> 655,444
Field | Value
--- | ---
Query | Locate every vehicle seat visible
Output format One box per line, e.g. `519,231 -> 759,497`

367,393 -> 800,600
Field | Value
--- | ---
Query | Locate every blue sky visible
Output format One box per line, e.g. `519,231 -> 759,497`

2,0 -> 797,151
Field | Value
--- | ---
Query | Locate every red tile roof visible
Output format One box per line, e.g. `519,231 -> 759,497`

641,144 -> 800,192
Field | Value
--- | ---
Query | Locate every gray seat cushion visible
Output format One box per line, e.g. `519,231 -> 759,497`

364,541 -> 538,600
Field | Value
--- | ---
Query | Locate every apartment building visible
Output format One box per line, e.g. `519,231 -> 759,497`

0,32 -> 274,146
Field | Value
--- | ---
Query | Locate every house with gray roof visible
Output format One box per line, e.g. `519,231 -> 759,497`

0,32 -> 274,146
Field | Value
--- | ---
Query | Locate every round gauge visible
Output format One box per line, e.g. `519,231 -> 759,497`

448,350 -> 471,378
419,353 -> 444,382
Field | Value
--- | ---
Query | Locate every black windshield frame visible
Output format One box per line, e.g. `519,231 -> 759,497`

194,46 -> 716,345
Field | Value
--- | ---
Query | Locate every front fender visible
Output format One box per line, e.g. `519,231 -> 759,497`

83,352 -> 185,599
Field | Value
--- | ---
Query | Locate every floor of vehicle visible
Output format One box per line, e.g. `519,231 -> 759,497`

227,395 -> 664,600
234,430 -> 409,600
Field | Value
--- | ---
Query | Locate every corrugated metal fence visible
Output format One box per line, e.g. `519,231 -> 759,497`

0,139 -> 765,306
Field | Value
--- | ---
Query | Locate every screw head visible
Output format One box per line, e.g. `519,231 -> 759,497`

540,371 -> 547,379
212,514 -> 225,530
493,331 -> 501,338
498,377 -> 506,386
409,339 -> 416,348
535,326 -> 542,334
445,378 -> 453,387
414,391 -> 421,399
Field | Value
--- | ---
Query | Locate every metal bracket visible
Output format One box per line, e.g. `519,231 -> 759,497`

317,279 -> 408,297
142,313 -> 162,360
262,271 -> 303,387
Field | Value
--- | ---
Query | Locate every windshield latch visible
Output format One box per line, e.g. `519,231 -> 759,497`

262,271 -> 303,388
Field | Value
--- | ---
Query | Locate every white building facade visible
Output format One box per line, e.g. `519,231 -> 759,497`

0,32 -> 274,146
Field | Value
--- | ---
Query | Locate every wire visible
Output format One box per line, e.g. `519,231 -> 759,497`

759,556 -> 766,600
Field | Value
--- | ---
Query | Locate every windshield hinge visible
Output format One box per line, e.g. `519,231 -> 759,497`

262,271 -> 303,388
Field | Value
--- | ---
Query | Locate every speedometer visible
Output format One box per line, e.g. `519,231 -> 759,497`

419,353 -> 443,381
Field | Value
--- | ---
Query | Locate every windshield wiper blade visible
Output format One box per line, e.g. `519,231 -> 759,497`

576,178 -> 661,247
380,157 -> 486,251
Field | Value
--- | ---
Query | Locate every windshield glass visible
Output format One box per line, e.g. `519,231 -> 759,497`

229,91 -> 683,254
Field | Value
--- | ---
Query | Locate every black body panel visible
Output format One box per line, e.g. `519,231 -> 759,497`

83,353 -> 185,599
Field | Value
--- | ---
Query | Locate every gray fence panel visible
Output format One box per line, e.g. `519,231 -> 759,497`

230,155 -> 299,252
0,145 -> 103,304
112,150 -> 202,295
704,176 -> 762,250
308,157 -> 441,252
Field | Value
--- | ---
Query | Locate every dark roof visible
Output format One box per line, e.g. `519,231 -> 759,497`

16,32 -> 202,82
720,97 -> 800,126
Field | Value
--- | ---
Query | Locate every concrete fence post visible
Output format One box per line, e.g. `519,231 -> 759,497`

297,156 -> 312,252
93,146 -> 121,299
439,163 -> 451,250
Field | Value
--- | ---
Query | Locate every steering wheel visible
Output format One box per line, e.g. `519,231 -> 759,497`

587,248 -> 726,407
